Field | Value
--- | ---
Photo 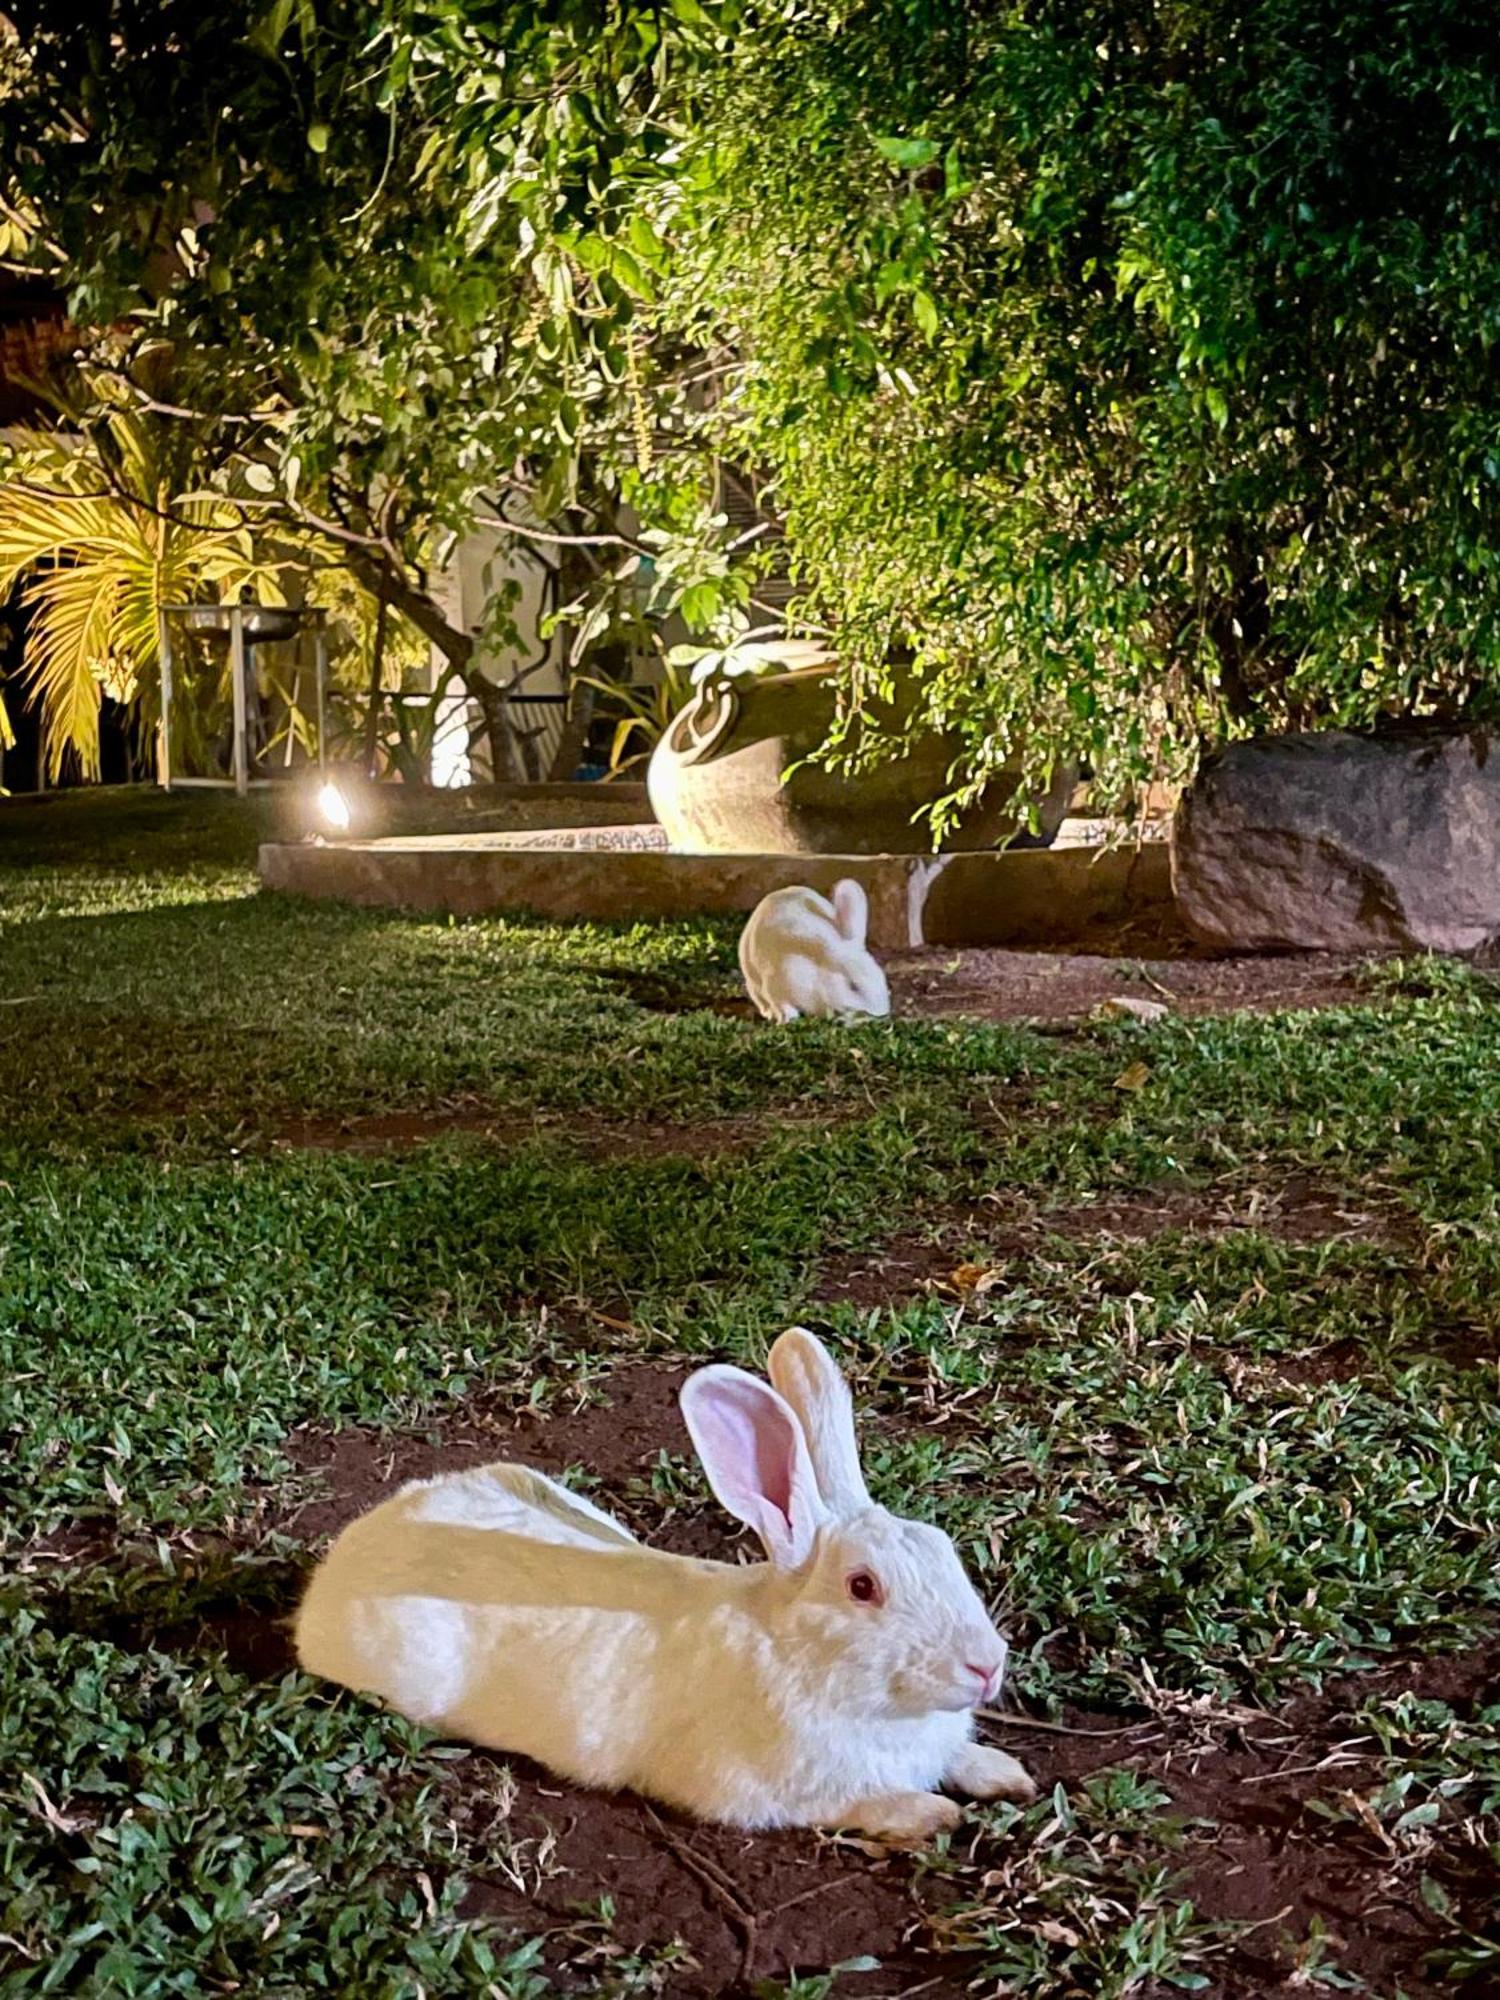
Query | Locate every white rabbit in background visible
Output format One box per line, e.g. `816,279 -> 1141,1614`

294,1328 -> 1034,1843
738,877 -> 891,1023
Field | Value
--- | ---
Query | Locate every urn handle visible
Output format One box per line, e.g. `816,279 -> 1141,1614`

665,673 -> 740,768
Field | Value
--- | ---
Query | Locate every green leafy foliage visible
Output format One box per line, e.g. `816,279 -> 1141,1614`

0,0 -> 740,725
657,0 -> 1500,822
8,4 -> 1500,817
0,1614 -> 551,1995
574,652 -> 699,771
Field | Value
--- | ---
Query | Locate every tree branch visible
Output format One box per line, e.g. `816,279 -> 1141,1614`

472,511 -> 649,554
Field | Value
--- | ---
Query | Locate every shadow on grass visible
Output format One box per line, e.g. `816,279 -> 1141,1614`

21,1551 -> 306,1681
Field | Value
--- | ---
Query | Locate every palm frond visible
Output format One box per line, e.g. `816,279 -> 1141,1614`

0,403 -> 296,778
20,558 -> 122,779
0,489 -> 150,592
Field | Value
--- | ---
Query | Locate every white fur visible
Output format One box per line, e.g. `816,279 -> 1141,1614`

295,1330 -> 1033,1838
738,879 -> 891,1023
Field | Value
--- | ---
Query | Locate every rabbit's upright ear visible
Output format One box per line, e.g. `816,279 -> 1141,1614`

681,1366 -> 827,1568
830,878 -> 868,946
767,1328 -> 871,1515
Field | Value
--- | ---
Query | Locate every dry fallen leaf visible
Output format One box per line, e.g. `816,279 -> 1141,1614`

1096,995 -> 1171,1024
22,1772 -> 84,1834
1037,1918 -> 1084,1947
843,1835 -> 899,1858
950,1262 -> 1004,1296
1113,1060 -> 1153,1092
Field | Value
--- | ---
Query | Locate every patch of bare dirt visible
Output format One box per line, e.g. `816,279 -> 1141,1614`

12,1542 -> 310,1684
568,935 -> 1397,1029
887,945 -> 1382,1024
145,1575 -> 310,1683
993,1638 -> 1500,1999
817,1177 -> 1419,1312
1417,1317 -> 1500,1372
1055,1173 -> 1416,1247
459,1773 -> 966,1998
815,1224 -> 998,1313
1250,1337 -> 1373,1390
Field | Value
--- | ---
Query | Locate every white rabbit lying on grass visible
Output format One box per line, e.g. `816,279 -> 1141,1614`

738,878 -> 890,1022
295,1329 -> 1034,1842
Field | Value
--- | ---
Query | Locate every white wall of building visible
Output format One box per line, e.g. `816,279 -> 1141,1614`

444,525 -> 568,697
430,510 -> 669,783
427,527 -> 568,785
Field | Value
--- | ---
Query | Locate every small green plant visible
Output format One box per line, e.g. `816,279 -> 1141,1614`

577,636 -> 829,773
574,653 -> 698,773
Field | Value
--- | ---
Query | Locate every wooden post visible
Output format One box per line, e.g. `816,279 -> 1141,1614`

314,620 -> 329,775
360,572 -> 390,780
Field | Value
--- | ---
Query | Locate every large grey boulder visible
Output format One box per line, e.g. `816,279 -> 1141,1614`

1172,730 -> 1500,952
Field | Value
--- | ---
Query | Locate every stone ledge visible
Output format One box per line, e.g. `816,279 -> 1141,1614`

258,834 -> 1172,949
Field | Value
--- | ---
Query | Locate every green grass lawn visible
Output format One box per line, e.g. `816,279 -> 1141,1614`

1,789 -> 1497,1997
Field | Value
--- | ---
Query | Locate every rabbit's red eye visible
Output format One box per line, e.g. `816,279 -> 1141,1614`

846,1569 -> 883,1606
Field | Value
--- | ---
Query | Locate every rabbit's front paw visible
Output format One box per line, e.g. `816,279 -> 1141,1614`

944,1742 -> 1037,1804
830,1790 -> 963,1846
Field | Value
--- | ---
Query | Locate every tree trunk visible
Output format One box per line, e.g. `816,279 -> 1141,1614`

470,673 -> 519,782
339,549 -> 519,778
360,572 -> 390,779
549,679 -> 595,780
1205,555 -> 1272,726
538,536 -> 601,781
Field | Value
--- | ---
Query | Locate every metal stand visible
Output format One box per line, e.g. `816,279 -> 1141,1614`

158,603 -> 328,792
158,608 -> 174,787
229,604 -> 249,797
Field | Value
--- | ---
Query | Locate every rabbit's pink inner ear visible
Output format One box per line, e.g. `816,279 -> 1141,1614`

681,1367 -> 824,1567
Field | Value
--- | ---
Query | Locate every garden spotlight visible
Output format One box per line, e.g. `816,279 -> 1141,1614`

317,781 -> 351,832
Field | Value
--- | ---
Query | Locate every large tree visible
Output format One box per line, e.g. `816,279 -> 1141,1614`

0,1 -> 743,775
11,1 -> 1498,823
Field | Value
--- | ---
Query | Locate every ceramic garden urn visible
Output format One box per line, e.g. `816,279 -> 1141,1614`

646,648 -> 1072,856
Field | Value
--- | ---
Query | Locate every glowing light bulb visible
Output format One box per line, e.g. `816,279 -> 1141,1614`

318,781 -> 351,831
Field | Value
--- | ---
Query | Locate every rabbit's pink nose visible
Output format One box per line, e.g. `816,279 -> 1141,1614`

965,1659 -> 1003,1698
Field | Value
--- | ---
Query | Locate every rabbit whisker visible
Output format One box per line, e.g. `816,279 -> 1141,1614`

978,1706 -> 1146,1738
